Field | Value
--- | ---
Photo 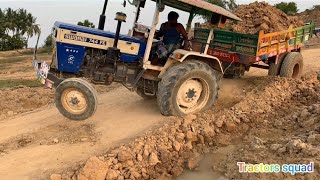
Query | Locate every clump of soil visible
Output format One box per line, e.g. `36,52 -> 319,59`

0,86 -> 54,120
229,2 -> 304,34
52,72 -> 320,180
210,73 -> 320,179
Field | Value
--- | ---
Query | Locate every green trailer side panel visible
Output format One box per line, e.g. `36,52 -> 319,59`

193,28 -> 259,56
211,29 -> 259,56
194,28 -> 210,43
193,22 -> 315,58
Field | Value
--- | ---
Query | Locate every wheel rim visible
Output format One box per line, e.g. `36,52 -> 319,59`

292,63 -> 300,78
176,78 -> 210,114
61,88 -> 88,115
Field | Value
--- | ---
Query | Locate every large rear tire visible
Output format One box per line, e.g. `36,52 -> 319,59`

268,53 -> 287,76
280,52 -> 303,79
55,78 -> 98,120
157,61 -> 220,116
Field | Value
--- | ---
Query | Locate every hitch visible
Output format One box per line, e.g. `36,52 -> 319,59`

114,12 -> 127,47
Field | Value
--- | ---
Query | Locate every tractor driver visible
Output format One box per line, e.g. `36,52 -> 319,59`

151,11 -> 189,65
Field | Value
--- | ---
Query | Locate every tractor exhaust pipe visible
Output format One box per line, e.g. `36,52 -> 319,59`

113,12 -> 127,48
98,0 -> 108,30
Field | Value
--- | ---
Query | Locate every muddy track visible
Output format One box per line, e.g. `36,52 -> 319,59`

67,72 -> 320,180
0,87 -> 170,178
0,78 -> 259,179
0,48 -> 319,179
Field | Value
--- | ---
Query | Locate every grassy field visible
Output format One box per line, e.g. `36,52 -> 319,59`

0,57 -> 25,70
0,79 -> 42,89
0,50 -> 51,89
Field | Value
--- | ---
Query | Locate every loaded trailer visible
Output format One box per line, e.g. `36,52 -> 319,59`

192,22 -> 315,78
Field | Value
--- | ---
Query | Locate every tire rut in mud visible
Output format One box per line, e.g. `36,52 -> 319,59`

0,123 -> 97,155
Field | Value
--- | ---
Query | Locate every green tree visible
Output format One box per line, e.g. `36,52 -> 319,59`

3,8 -> 16,34
0,8 -> 40,50
77,19 -> 95,28
226,0 -> 238,10
312,5 -> 320,10
41,33 -> 53,53
26,14 -> 41,46
43,34 -> 53,48
193,0 -> 237,21
0,9 -> 6,36
275,2 -> 298,15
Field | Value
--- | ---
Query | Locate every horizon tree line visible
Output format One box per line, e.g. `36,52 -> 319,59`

0,8 -> 40,51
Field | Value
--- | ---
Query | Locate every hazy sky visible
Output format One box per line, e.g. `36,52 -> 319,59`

0,0 -> 318,47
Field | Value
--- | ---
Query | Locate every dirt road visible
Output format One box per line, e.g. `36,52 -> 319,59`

0,87 -> 169,179
0,48 -> 319,179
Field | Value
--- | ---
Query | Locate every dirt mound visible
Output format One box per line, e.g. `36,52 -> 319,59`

229,2 -> 304,34
211,73 -> 320,179
299,6 -> 320,26
51,72 -> 320,180
305,36 -> 320,48
0,87 -> 54,120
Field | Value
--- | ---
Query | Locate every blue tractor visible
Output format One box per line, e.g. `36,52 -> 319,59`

33,0 -> 241,120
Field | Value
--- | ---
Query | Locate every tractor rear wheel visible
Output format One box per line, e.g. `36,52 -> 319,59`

268,53 -> 287,76
55,78 -> 98,120
157,61 -> 220,116
280,52 -> 303,79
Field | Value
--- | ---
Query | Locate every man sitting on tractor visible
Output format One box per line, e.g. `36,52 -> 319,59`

151,11 -> 189,65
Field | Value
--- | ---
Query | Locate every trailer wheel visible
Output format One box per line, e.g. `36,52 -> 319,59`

157,61 -> 219,116
268,53 -> 287,76
280,52 -> 303,79
55,78 -> 98,120
135,87 -> 156,99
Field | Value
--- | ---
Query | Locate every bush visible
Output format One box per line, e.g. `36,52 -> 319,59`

0,34 -> 27,51
41,33 -> 53,53
275,2 -> 298,15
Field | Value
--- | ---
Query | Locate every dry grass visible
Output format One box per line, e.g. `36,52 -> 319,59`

0,79 -> 42,89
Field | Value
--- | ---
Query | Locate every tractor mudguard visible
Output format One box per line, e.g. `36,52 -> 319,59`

158,49 -> 224,78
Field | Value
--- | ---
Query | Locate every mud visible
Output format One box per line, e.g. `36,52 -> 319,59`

0,49 -> 319,179
0,87 -> 54,120
52,72 -> 320,180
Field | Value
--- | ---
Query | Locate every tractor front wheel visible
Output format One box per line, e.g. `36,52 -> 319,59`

55,78 -> 98,120
157,61 -> 220,116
